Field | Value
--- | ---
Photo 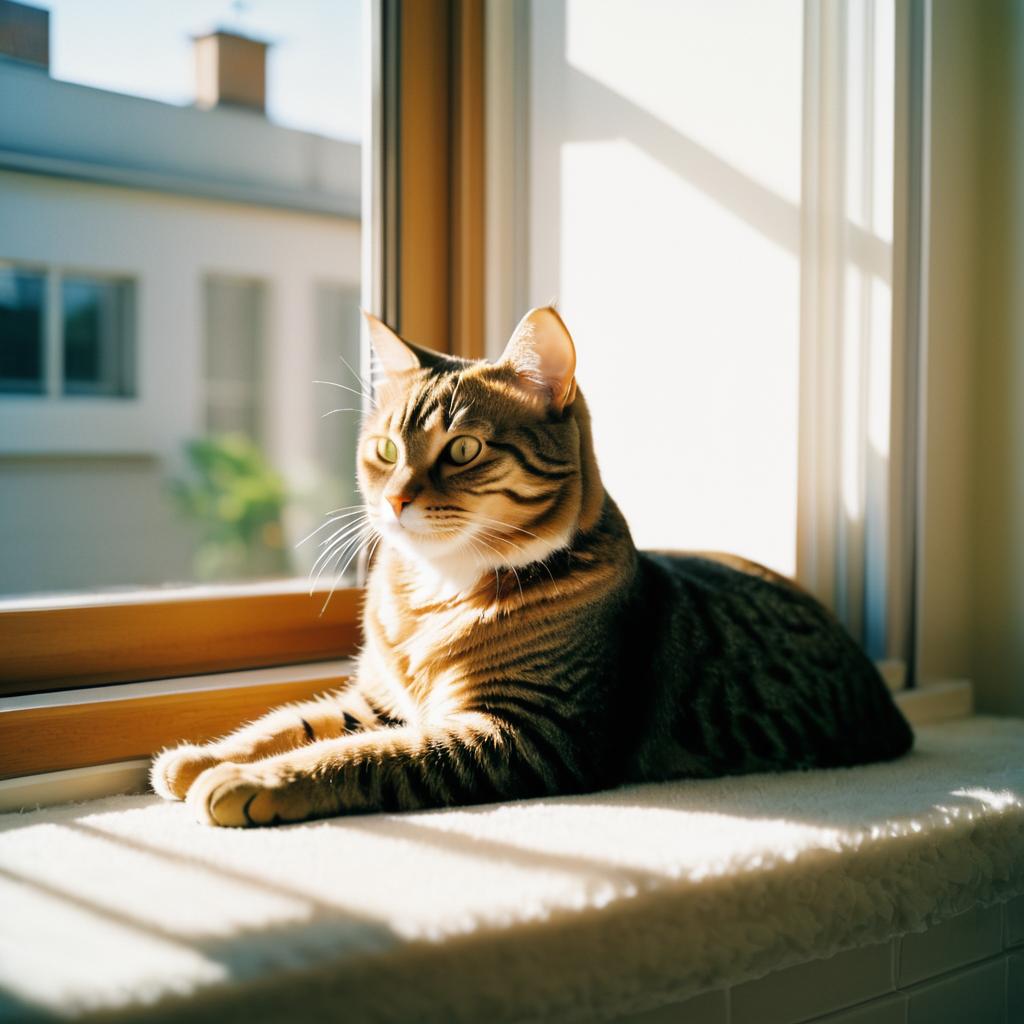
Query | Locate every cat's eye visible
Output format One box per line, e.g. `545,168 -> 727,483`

376,437 -> 398,463
444,435 -> 481,465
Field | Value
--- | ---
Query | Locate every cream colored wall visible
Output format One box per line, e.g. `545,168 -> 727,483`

968,0 -> 1024,715
922,1 -> 1024,714
917,0 -> 978,687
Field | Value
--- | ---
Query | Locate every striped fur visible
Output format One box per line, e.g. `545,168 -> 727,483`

153,310 -> 913,827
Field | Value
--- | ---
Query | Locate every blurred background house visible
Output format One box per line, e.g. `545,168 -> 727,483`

0,0 -> 362,594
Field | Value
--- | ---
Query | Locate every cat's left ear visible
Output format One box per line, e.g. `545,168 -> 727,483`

499,306 -> 578,412
362,311 -> 451,382
362,311 -> 421,378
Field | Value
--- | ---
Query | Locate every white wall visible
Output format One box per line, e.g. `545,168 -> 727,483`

528,0 -> 804,575
0,170 -> 360,596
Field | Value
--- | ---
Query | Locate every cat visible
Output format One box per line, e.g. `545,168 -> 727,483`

152,307 -> 914,827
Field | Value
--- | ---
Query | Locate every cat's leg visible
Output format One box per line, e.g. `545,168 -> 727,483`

186,712 -> 571,827
151,683 -> 396,801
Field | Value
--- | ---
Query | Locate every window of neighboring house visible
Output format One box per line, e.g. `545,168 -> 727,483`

0,264 -> 135,398
62,276 -> 135,398
204,276 -> 265,440
0,266 -> 45,395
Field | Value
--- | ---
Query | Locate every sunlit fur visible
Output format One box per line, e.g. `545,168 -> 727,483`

153,310 -> 913,827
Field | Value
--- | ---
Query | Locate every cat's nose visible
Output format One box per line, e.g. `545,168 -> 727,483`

388,494 -> 413,520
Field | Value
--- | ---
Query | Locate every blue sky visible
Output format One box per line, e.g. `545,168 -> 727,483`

37,0 -> 362,141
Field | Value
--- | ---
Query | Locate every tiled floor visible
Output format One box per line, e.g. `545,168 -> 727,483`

614,896 -> 1023,1024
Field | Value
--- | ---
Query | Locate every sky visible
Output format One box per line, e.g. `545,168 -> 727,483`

37,0 -> 362,142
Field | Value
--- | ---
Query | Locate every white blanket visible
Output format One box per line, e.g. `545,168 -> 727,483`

1,716 -> 1022,1023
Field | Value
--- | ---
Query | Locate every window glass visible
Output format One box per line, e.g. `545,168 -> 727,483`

62,277 -> 134,397
0,267 -> 45,395
0,0 -> 363,597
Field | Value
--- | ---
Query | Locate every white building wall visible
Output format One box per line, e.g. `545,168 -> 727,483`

0,170 -> 360,596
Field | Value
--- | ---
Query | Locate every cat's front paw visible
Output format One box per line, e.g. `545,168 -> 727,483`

151,744 -> 221,801
187,762 -> 318,828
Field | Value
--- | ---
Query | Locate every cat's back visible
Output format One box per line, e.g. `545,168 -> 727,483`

621,550 -> 914,782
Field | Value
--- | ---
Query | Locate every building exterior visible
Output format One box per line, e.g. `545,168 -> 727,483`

0,11 -> 362,596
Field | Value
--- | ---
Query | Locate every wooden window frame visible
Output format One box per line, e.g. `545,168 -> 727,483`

0,0 -> 486,782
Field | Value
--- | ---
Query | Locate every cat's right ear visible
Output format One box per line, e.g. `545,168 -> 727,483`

362,311 -> 421,379
499,306 -> 578,413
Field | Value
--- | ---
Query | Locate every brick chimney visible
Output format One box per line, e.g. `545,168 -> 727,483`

0,0 -> 49,70
194,29 -> 269,114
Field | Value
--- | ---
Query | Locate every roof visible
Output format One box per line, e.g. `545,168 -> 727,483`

0,57 -> 360,217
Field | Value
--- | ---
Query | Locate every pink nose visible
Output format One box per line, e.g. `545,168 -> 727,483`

388,494 -> 412,519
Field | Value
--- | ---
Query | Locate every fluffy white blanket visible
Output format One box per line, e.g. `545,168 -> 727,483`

1,716 -> 1022,1023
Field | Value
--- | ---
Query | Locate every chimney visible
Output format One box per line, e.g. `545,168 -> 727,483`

193,29 -> 269,114
0,0 -> 49,70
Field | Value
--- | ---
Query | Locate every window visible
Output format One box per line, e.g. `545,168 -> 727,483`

0,264 -> 135,399
204,276 -> 265,440
62,275 -> 135,398
0,266 -> 45,395
0,1 -> 363,597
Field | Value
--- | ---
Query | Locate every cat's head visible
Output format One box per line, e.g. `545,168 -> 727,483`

356,307 -> 602,587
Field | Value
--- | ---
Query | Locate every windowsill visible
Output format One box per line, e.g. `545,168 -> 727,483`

1,711 -> 1021,1021
0,673 -> 974,813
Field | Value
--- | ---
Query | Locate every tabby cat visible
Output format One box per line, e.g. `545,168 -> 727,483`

152,307 -> 914,827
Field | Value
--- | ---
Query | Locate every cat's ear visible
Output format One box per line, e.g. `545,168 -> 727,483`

499,306 -> 578,412
362,311 -> 421,378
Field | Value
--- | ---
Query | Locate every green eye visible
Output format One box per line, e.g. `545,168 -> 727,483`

376,437 -> 398,463
445,435 -> 481,465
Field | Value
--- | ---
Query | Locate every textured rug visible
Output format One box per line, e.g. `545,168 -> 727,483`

1,716 -> 1022,1023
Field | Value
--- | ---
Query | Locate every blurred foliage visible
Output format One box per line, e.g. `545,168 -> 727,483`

170,433 -> 290,581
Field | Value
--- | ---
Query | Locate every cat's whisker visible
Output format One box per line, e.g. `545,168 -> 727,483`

322,503 -> 369,516
470,513 -> 544,541
321,528 -> 378,616
309,520 -> 370,589
471,524 -> 563,597
313,380 -> 377,406
337,351 -> 375,397
321,407 -> 365,419
317,514 -> 370,549
315,529 -> 371,604
311,517 -> 369,567
470,531 -> 526,609
296,508 -> 369,548
463,534 -> 502,607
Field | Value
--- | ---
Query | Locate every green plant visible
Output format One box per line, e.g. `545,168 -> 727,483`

171,433 -> 290,581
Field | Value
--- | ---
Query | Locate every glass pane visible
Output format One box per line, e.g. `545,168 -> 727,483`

0,0 -> 363,598
0,267 -> 45,395
62,277 -> 134,397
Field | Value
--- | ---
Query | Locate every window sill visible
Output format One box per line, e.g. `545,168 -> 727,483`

1,714 -> 1021,1021
0,672 -> 973,813
0,659 -> 357,788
